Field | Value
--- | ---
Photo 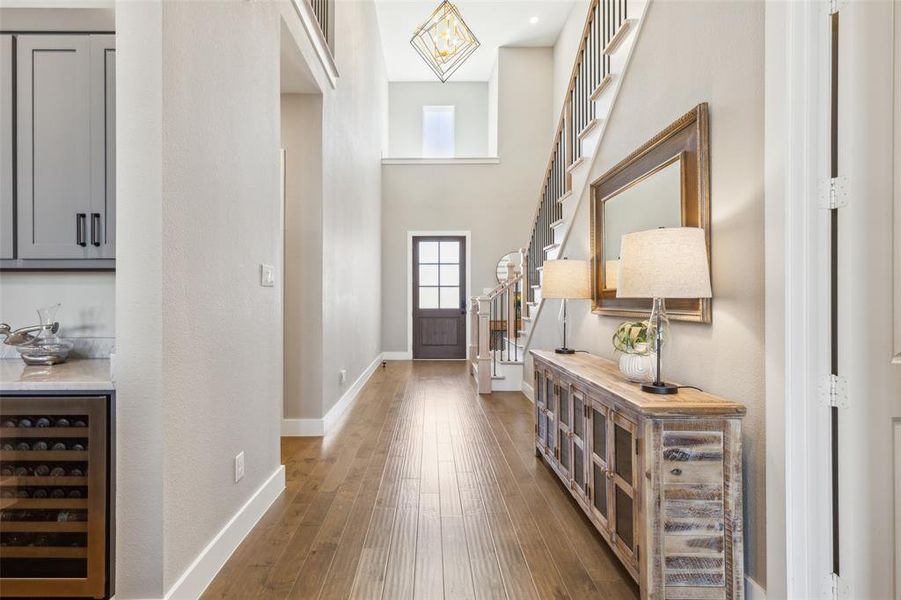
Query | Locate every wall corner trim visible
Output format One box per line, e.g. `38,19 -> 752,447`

163,465 -> 286,600
282,352 -> 385,437
746,576 -> 766,600
521,380 -> 534,403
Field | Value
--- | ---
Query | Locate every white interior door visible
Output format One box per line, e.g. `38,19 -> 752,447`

835,2 -> 901,597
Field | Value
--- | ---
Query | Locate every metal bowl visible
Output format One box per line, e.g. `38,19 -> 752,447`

15,339 -> 75,366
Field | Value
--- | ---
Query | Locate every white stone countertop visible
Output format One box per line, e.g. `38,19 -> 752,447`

0,359 -> 114,392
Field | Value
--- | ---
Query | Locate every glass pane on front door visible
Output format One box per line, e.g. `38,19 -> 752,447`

418,239 -> 463,311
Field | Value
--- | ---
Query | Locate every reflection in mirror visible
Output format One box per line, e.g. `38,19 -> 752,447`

602,157 -> 683,291
496,251 -> 519,284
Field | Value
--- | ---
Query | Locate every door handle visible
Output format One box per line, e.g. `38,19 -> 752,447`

90,213 -> 101,247
76,214 -> 87,247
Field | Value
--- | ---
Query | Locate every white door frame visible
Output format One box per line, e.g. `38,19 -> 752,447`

404,230 -> 472,360
765,1 -> 834,597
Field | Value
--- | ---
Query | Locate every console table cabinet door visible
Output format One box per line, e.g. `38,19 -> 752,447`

611,411 -> 640,576
557,381 -> 572,481
589,400 -> 611,533
535,369 -> 549,453
571,389 -> 589,504
544,370 -> 558,463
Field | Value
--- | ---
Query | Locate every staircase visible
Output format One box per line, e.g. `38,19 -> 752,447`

470,0 -> 650,394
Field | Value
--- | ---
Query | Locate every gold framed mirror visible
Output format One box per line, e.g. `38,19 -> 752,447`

590,103 -> 711,322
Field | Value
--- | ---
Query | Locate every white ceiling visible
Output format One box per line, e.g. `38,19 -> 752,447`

374,0 -> 579,81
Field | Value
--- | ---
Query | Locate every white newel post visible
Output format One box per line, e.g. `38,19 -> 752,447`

468,297 -> 478,369
476,297 -> 492,394
506,264 -> 516,343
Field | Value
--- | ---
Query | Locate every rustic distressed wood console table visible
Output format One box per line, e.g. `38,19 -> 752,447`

530,350 -> 746,600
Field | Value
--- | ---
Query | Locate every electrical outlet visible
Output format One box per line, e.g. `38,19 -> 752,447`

234,451 -> 245,482
260,264 -> 275,287
339,369 -> 347,385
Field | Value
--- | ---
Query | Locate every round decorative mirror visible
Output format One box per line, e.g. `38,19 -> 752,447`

496,251 -> 520,284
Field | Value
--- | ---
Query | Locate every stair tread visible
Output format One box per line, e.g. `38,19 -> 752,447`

577,118 -> 601,141
556,190 -> 573,204
550,218 -> 565,229
543,242 -> 559,251
603,18 -> 637,56
590,74 -> 615,102
565,156 -> 585,174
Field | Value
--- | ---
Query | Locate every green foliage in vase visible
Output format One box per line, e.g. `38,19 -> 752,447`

612,320 -> 651,355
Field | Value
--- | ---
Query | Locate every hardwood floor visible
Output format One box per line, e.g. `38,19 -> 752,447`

202,361 -> 639,599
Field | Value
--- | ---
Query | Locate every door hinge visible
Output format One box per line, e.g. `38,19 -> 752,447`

828,573 -> 849,599
822,374 -> 848,409
819,176 -> 848,209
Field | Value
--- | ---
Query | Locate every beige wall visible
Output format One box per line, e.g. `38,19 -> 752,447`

381,47 -> 554,354
282,94 -> 324,420
116,0 -> 284,594
319,0 -> 386,416
388,82 -> 489,158
531,0 -> 767,584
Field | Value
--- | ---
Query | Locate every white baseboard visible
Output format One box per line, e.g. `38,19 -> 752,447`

323,353 -> 383,431
164,465 -> 286,600
521,380 -> 534,403
281,353 -> 384,437
281,418 -> 324,436
382,351 -> 411,360
746,576 -> 766,600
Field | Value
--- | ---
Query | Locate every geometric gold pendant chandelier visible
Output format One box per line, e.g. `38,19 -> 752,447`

410,0 -> 480,82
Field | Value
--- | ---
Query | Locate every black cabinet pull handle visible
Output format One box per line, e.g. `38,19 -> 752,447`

76,214 -> 87,247
91,213 -> 101,246
670,468 -> 682,476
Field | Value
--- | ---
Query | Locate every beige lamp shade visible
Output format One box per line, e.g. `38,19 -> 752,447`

616,228 -> 712,299
542,259 -> 591,299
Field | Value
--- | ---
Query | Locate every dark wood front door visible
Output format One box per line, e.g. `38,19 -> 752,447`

412,235 -> 466,359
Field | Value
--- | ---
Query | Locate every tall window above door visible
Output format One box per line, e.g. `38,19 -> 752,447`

422,106 -> 455,158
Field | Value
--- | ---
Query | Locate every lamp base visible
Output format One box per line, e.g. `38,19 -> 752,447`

554,347 -> 576,355
640,382 -> 679,395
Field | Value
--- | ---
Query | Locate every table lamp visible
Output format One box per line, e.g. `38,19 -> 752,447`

542,258 -> 590,354
616,228 -> 712,394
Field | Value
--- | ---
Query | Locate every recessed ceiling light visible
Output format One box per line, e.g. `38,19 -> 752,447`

529,16 -> 539,24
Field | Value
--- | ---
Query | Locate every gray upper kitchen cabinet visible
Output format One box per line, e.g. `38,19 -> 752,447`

12,34 -> 115,264
1,36 -> 13,260
90,35 -> 115,259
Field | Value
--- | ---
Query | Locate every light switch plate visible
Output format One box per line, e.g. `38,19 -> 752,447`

260,264 -> 275,287
235,451 -> 245,482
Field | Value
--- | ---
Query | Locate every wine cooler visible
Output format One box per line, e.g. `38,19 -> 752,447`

0,395 -> 112,598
